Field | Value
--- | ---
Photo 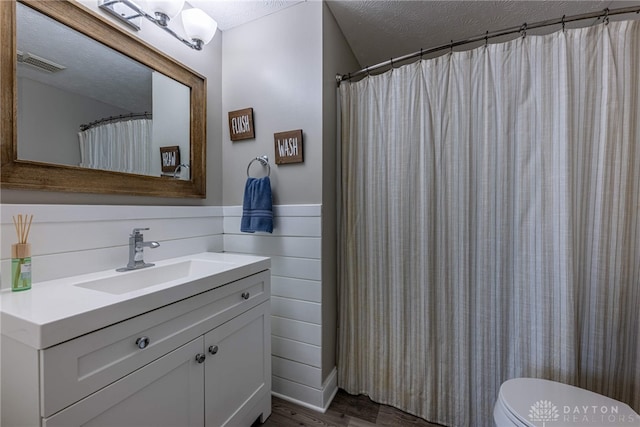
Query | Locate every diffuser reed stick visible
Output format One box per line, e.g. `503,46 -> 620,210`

12,214 -> 33,244
11,214 -> 33,291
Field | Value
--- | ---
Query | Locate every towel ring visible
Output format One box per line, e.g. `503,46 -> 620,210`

247,155 -> 271,178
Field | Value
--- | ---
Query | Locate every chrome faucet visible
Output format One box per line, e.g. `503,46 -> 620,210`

116,228 -> 160,272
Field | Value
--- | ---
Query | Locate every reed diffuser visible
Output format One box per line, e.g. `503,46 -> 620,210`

11,214 -> 33,291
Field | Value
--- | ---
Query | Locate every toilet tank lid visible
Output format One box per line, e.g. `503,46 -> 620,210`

498,378 -> 640,426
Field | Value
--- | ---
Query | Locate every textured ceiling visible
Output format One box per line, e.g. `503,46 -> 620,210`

183,0 -> 640,72
17,3 -> 152,113
189,0 -> 303,31
325,0 -> 640,70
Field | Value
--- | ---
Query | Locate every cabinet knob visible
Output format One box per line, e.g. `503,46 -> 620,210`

241,292 -> 250,300
208,345 -> 219,355
135,336 -> 150,349
195,353 -> 206,363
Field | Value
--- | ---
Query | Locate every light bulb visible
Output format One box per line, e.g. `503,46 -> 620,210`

182,8 -> 217,46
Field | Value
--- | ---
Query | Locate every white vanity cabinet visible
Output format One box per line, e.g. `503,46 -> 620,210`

1,266 -> 271,427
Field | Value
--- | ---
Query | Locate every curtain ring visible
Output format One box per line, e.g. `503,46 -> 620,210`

365,66 -> 370,76
420,48 -> 424,60
484,30 -> 489,47
561,15 -> 566,32
390,58 -> 394,70
450,40 -> 454,54
603,8 -> 609,25
520,23 -> 527,39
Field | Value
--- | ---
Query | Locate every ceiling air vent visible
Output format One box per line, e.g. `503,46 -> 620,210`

17,50 -> 66,73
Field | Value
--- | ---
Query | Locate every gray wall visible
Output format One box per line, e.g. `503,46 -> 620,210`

221,1 -> 324,206
151,72 -> 190,178
321,2 -> 360,382
17,77 -> 129,168
221,0 -> 359,389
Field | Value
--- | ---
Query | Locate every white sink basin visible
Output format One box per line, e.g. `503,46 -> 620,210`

1,252 -> 270,350
74,259 -> 235,295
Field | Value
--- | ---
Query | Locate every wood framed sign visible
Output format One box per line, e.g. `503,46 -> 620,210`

274,129 -> 303,165
228,108 -> 255,141
160,146 -> 180,173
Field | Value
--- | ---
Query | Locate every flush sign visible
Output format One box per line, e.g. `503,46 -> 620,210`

228,108 -> 255,141
274,129 -> 303,165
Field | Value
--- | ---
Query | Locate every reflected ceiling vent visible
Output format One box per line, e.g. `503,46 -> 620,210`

17,50 -> 66,73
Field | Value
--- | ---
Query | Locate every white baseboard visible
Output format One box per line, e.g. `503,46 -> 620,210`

272,367 -> 338,413
322,368 -> 339,411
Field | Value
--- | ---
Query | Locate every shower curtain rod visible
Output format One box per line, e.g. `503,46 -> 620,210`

80,111 -> 152,131
336,5 -> 640,85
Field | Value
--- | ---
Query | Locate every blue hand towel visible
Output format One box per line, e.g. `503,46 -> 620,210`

241,176 -> 273,233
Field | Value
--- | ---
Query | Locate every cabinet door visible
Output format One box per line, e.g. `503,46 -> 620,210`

205,302 -> 271,427
44,337 -> 205,427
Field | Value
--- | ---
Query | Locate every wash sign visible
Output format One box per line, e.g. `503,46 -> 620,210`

274,129 -> 303,164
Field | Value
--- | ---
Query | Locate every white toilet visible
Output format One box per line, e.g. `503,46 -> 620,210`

494,378 -> 640,426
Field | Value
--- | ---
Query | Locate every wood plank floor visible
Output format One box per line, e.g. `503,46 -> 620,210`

254,389 -> 445,427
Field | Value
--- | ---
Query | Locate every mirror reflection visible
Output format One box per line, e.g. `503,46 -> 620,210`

16,3 -> 190,179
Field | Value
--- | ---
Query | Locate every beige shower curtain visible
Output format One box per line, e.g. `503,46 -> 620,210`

78,118 -> 152,175
338,20 -> 640,426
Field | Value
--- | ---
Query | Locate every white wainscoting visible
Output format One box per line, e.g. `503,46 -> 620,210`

0,205 -> 223,287
224,204 -> 337,412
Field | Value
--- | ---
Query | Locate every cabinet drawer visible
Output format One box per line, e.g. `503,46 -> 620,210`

40,270 -> 269,418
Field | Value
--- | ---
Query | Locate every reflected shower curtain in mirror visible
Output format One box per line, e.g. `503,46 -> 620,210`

338,21 -> 640,426
78,118 -> 152,175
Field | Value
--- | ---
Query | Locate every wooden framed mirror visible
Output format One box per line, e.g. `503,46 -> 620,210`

1,0 -> 206,198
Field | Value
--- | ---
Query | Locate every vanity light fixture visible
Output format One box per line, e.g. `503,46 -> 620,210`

99,0 -> 217,50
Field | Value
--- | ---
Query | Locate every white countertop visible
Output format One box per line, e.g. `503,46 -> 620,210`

0,252 -> 270,349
